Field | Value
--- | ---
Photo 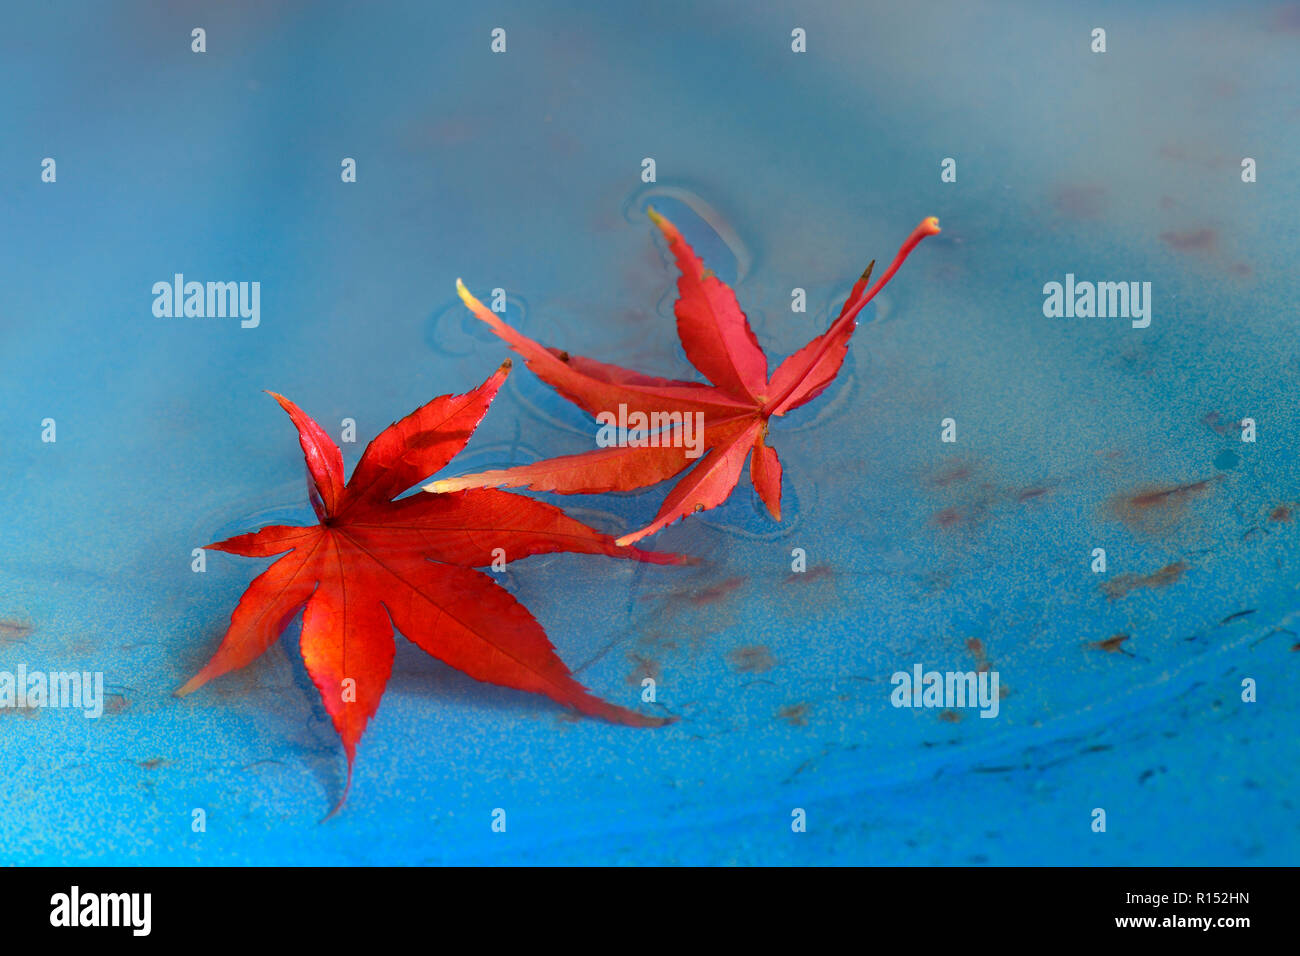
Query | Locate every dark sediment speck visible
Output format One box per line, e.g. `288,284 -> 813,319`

1101,562 -> 1189,599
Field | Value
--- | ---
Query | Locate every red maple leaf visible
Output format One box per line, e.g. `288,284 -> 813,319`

428,211 -> 940,544
177,362 -> 678,812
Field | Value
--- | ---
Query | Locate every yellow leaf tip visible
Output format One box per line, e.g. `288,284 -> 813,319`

646,206 -> 674,235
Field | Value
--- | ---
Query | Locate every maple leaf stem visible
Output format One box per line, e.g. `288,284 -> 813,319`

765,216 -> 939,415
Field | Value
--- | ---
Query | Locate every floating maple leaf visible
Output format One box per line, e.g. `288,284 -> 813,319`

429,210 -> 940,543
178,362 -> 678,812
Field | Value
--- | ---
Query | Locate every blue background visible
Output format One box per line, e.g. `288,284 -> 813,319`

0,0 -> 1296,864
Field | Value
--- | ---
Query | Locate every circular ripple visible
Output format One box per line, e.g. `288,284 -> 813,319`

772,340 -> 861,435
696,457 -> 813,542
201,487 -> 311,545
621,182 -> 753,286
